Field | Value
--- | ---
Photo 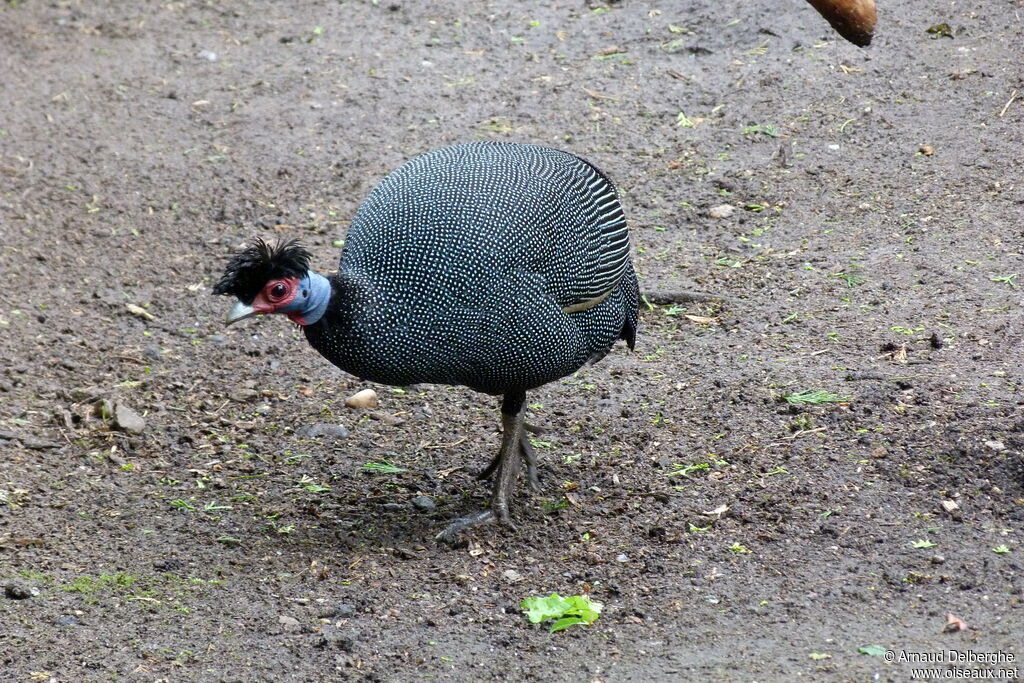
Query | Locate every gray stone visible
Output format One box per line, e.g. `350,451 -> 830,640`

410,496 -> 435,512
278,615 -> 301,632
114,403 -> 146,434
708,204 -> 735,219
229,388 -> 260,403
502,569 -> 522,584
295,423 -> 350,440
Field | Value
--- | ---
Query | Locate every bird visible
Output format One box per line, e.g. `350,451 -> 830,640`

213,141 -> 639,542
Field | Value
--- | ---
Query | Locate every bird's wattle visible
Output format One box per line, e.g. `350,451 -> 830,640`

282,271 -> 332,326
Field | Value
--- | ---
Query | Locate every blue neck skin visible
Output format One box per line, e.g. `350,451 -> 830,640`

282,271 -> 332,325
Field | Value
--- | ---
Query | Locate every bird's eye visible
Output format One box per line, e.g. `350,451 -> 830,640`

270,283 -> 288,299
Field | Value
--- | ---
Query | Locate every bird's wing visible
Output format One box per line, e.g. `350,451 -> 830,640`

541,151 -> 632,310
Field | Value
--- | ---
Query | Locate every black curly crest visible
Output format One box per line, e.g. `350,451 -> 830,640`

213,238 -> 312,303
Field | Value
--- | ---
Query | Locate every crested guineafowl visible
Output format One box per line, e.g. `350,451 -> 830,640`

213,141 -> 639,542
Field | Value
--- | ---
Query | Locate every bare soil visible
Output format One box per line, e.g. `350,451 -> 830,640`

1,1 -> 1022,681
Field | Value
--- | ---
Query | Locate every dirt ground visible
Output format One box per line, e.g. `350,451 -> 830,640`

1,1 -> 1022,681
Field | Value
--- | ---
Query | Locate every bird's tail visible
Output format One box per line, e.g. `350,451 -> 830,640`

619,262 -> 639,351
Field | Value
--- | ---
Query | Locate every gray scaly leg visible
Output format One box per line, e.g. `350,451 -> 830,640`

436,391 -> 535,544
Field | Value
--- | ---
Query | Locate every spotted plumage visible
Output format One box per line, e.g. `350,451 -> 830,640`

216,141 -> 639,540
306,142 -> 637,392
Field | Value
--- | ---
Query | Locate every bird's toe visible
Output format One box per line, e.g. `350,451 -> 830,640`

435,509 -> 495,546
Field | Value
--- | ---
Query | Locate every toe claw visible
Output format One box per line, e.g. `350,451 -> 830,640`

435,509 -> 495,546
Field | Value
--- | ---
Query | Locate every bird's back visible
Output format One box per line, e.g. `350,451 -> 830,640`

309,141 -> 638,393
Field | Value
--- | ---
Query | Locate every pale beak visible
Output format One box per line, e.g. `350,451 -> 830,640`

225,300 -> 258,326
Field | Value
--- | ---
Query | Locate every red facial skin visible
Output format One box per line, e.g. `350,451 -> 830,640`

250,276 -> 300,318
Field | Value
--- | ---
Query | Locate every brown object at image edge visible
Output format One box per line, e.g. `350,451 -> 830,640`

806,0 -> 877,46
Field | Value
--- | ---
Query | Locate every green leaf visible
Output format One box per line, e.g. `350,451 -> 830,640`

521,593 -> 602,632
859,644 -> 886,657
911,539 -> 937,549
563,595 -> 602,624
521,594 -> 569,624
550,616 -> 585,632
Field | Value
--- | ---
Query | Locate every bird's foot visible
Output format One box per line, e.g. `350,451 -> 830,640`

476,455 -> 499,482
440,399 -> 538,546
435,508 -> 518,546
435,509 -> 495,546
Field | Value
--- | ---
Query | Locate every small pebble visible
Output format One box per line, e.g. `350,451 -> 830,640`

984,440 -> 1006,452
369,411 -> 405,426
278,615 -> 301,632
230,388 -> 259,403
152,558 -> 184,572
54,615 -> 80,627
114,403 -> 146,434
197,50 -> 218,62
410,496 -> 435,512
295,423 -> 349,440
708,204 -> 735,219
345,389 -> 378,410
95,398 -> 114,419
616,554 -> 629,563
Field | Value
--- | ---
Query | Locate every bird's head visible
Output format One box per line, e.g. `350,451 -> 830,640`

213,238 -> 331,326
